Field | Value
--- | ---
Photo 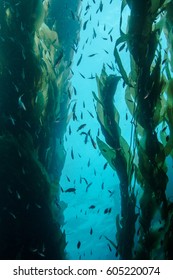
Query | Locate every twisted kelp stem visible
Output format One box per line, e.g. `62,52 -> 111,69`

96,0 -> 173,260
95,66 -> 138,259
0,0 -> 79,259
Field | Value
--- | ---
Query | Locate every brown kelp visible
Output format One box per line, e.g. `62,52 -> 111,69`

95,0 -> 173,259
0,0 -> 81,259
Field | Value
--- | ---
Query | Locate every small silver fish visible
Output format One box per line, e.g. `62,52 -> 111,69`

18,94 -> 26,111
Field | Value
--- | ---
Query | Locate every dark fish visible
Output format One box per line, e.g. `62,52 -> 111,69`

86,3 -> 91,10
101,182 -> 104,190
108,190 -> 114,197
87,110 -> 94,118
162,58 -> 167,65
83,20 -> 89,30
93,28 -> 97,39
69,125 -> 72,135
72,102 -> 77,113
96,0 -> 103,13
88,53 -> 98,57
90,228 -> 93,235
73,112 -> 77,121
102,37 -> 108,40
103,162 -> 108,170
84,10 -> 89,16
66,176 -> 71,182
77,241 -> 81,249
87,159 -> 91,167
104,24 -> 106,31
71,148 -> 74,159
84,133 -> 89,144
80,131 -> 87,136
108,27 -> 113,34
104,208 -> 109,214
161,126 -> 167,132
81,177 -> 88,185
70,68 -> 74,75
110,35 -> 113,42
119,43 -> 126,52
89,205 -> 96,209
83,101 -> 85,108
88,74 -> 95,79
126,113 -> 128,120
81,112 -> 83,119
100,0 -> 103,12
77,54 -> 83,66
106,63 -> 113,70
104,49 -> 109,54
65,188 -> 76,193
108,244 -> 112,252
126,98 -> 133,103
68,88 -> 72,99
111,62 -> 115,71
73,86 -> 77,95
79,72 -> 85,79
86,182 -> 92,192
77,124 -> 86,132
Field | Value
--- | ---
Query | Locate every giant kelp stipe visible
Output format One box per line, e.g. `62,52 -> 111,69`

0,0 -> 173,260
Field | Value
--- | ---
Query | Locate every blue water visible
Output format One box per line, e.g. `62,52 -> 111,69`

58,0 -> 131,260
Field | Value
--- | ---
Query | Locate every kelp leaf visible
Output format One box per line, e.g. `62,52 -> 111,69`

96,137 -> 116,170
116,34 -> 129,47
114,46 -> 132,87
92,90 -> 104,107
120,135 -> 132,183
120,0 -> 127,35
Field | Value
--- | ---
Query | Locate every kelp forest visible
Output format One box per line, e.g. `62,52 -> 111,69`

0,0 -> 173,260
